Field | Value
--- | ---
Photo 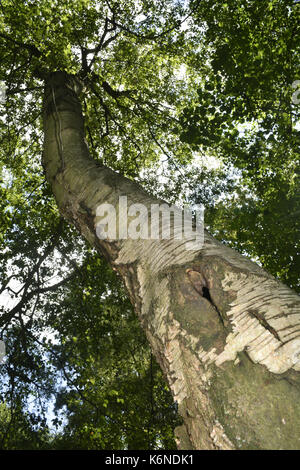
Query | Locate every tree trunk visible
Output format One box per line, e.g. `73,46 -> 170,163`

42,71 -> 300,450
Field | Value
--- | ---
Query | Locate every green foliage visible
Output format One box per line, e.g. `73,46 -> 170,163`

181,0 -> 300,291
0,401 -> 52,449
0,0 -> 299,450
0,156 -> 181,448
0,0 -> 189,448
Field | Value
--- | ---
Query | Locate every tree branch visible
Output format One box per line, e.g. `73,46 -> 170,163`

0,32 -> 42,58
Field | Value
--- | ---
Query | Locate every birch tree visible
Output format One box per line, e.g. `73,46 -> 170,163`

1,0 -> 300,449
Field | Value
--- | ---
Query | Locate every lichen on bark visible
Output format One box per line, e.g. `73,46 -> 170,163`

42,71 -> 300,450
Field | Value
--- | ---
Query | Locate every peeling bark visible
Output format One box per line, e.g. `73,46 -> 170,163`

42,72 -> 300,450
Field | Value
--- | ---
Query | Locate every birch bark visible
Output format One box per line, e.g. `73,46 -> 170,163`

42,71 -> 300,450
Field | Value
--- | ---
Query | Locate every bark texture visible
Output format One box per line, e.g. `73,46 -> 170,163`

42,71 -> 300,450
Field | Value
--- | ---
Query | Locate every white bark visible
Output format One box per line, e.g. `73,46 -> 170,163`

42,72 -> 300,450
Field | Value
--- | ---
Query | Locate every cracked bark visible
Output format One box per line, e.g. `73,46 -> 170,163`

42,71 -> 300,450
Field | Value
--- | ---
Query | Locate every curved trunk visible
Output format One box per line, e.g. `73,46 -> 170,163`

42,71 -> 300,450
